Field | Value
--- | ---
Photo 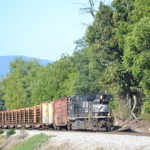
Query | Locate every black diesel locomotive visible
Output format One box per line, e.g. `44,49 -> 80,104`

68,93 -> 114,131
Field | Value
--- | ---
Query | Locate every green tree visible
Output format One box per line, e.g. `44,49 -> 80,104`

2,58 -> 42,109
123,17 -> 150,114
0,81 -> 6,110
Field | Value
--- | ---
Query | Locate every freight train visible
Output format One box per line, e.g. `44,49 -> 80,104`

0,93 -> 114,131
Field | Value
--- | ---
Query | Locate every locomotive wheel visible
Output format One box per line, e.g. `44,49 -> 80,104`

105,118 -> 112,132
105,125 -> 111,132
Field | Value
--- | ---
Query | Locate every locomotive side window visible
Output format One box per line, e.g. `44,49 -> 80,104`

102,101 -> 108,104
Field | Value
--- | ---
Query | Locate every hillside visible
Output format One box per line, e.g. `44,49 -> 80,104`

0,56 -> 52,78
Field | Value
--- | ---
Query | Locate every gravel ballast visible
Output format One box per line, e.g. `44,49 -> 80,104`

12,130 -> 150,150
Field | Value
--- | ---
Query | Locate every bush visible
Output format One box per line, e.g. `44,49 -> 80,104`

0,129 -> 4,134
6,129 -> 16,137
113,100 -> 130,120
142,101 -> 150,114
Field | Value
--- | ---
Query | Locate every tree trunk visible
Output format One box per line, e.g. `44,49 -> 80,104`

130,95 -> 138,120
127,94 -> 132,111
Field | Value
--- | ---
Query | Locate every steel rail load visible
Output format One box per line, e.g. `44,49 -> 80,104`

0,93 -> 114,131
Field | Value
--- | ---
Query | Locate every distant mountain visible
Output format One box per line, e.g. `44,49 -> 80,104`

0,55 -> 52,78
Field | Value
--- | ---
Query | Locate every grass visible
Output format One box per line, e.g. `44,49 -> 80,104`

0,129 -> 4,135
10,133 -> 51,150
0,135 -> 4,140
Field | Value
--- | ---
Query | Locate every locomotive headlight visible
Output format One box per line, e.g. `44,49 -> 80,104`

107,113 -> 110,116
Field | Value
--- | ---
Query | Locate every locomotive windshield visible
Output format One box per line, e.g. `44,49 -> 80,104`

93,99 -> 109,104
93,99 -> 100,104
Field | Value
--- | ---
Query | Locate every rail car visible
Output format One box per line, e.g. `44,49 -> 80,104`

0,93 -> 114,131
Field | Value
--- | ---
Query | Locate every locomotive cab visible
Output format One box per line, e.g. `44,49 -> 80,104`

92,95 -> 110,118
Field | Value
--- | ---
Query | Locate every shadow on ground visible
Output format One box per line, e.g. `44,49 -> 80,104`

119,128 -> 136,132
113,126 -> 137,132
113,126 -> 121,131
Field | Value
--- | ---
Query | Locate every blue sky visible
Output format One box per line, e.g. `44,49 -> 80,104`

0,0 -> 112,61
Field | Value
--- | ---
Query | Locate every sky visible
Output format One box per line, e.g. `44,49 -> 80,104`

0,0 -> 112,61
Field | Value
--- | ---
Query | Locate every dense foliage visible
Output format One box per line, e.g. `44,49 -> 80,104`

0,0 -> 149,120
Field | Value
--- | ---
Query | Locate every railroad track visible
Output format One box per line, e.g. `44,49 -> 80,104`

16,127 -> 150,137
